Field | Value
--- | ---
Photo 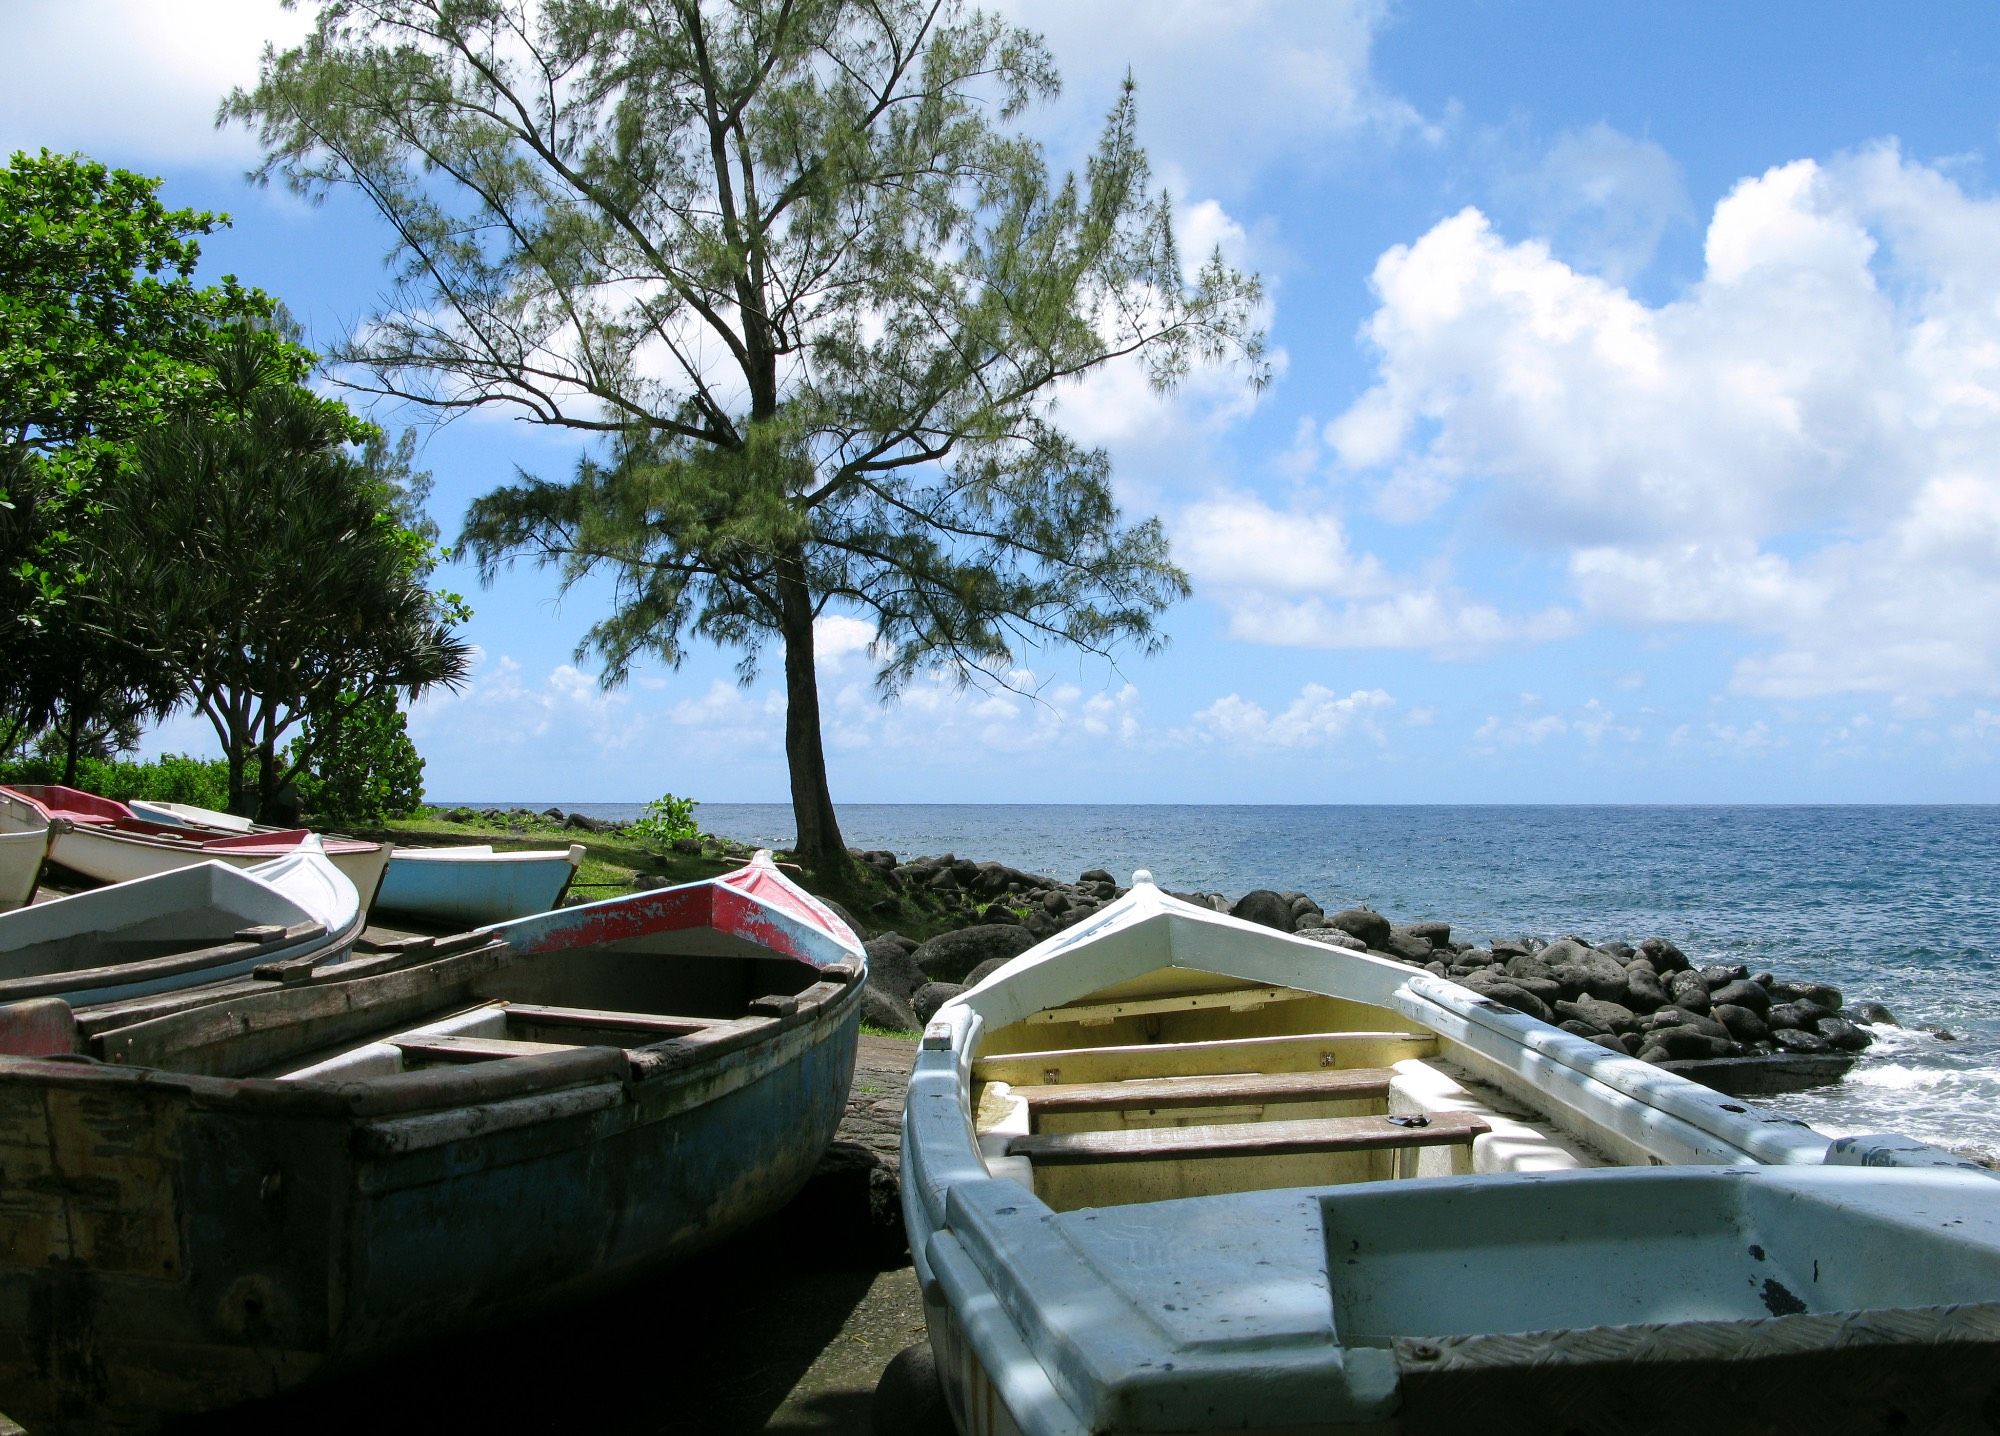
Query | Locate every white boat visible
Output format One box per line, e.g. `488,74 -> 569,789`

0,790 -> 49,910
902,872 -> 2000,1435
373,842 -> 587,926
126,797 -> 257,831
0,841 -> 362,1016
1,784 -> 391,910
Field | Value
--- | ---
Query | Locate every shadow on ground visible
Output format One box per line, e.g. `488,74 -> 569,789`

186,1207 -> 925,1435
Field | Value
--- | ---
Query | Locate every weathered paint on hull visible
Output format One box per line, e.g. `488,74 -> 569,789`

0,980 -> 862,1431
373,847 -> 581,927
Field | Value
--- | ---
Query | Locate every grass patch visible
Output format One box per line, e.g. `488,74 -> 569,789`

860,1023 -> 921,1041
352,808 -> 981,942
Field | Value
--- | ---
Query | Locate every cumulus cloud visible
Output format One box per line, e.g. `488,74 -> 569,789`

4,1 -> 311,166
1493,123 -> 1694,285
1331,144 -> 2000,699
1185,685 -> 1393,748
1473,696 -> 1640,751
409,655 -> 643,753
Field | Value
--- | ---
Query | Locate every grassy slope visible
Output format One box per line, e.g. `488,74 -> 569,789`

356,809 -> 998,944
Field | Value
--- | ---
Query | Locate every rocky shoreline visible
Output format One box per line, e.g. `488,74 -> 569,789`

836,848 -> 1889,1093
451,809 -> 1895,1092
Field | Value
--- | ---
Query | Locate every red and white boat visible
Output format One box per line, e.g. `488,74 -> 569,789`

0,784 -> 391,911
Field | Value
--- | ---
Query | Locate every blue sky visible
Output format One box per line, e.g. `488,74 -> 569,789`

9,1 -> 2000,804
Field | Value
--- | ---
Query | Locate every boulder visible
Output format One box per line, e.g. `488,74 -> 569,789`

1405,920 -> 1453,947
1551,954 -> 1631,1004
1560,1017 -> 1609,1039
563,812 -> 614,833
913,924 -> 1037,984
1294,912 -> 1325,930
1457,975 -> 1553,1024
1588,1033 -> 1628,1055
1504,953 -> 1559,985
860,940 -> 920,1008
1382,929 -> 1436,964
1326,907 -> 1391,949
1639,936 -> 1690,973
1623,963 -> 1671,1012
1711,1003 -> 1770,1044
910,982 -> 966,1024
1645,1009 -> 1731,1042
1288,893 -> 1325,922
1765,999 -> 1834,1032
962,957 -> 1017,989
860,983 -> 921,1034
1666,970 -> 1713,1014
1699,964 -> 1751,990
874,1342 -> 952,1436
1490,937 -> 1532,959
1770,980 -> 1845,1012
1230,890 -> 1297,932
1846,1001 -> 1900,1027
1640,1027 -> 1739,1061
1554,996 -> 1639,1035
1709,979 -> 1770,1014
1815,1017 -> 1873,1052
1771,1027 -> 1831,1055
1079,868 -> 1115,886
1294,927 -> 1366,951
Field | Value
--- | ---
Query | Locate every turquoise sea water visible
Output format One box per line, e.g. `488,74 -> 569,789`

463,801 -> 2000,1157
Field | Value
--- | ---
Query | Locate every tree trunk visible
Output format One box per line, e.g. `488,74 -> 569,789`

776,557 -> 848,874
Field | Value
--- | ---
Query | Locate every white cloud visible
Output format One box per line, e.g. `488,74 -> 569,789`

4,1 -> 312,166
813,615 -> 879,673
1474,695 -> 1639,750
1186,685 -> 1393,748
1211,589 -> 1575,657
1332,144 -> 2000,699
1496,123 -> 1694,285
409,655 -> 643,754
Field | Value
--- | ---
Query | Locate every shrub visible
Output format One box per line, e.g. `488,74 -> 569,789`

628,792 -> 699,850
291,691 -> 425,823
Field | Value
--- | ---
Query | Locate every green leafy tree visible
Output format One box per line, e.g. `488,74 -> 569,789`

290,689 -> 428,822
107,324 -> 473,819
230,0 -> 1264,869
0,150 -> 271,754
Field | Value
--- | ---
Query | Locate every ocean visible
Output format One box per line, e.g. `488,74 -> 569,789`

469,801 -> 2000,1159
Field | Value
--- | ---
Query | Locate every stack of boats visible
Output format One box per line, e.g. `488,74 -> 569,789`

0,845 -> 868,1430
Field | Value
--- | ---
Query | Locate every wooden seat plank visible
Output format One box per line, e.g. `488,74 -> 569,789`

390,1034 -> 584,1064
1010,1067 -> 1393,1114
973,1030 -> 1440,1085
1007,1111 -> 1489,1167
501,1003 -> 725,1037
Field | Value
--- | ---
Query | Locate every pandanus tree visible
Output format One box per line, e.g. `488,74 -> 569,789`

230,0 -> 1265,868
109,326 -> 472,819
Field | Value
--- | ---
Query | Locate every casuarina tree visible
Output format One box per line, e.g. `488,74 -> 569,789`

230,0 -> 1265,868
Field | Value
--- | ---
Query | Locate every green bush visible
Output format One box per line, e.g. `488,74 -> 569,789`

628,792 -> 700,850
291,691 -> 425,823
0,752 -> 235,808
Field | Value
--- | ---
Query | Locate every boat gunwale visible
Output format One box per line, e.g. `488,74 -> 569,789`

0,962 -> 866,1119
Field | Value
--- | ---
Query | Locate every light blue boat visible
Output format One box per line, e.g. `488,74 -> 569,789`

372,843 -> 586,926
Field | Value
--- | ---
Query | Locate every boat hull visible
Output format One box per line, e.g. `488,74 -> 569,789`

44,821 -> 390,913
373,844 -> 584,926
0,829 -> 45,912
0,974 -> 862,1431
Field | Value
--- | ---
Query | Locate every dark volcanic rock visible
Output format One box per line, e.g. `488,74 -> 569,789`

1847,1001 -> 1900,1027
1639,1028 -> 1739,1061
1639,937 -> 1691,973
1383,928 -> 1437,963
1623,963 -> 1671,1011
1231,889 -> 1297,932
1709,979 -> 1770,1014
1815,1016 -> 1873,1052
1405,920 -> 1453,947
1555,996 -> 1640,1035
859,984 -> 920,1034
1666,970 -> 1713,1014
962,956 -> 1016,989
1458,975 -> 1554,1024
1712,1003 -> 1771,1044
910,982 -> 966,1024
864,934 -> 926,1002
1766,999 -> 1834,1032
1771,1027 -> 1832,1054
1646,1009 -> 1731,1042
913,924 -> 1037,984
1326,907 -> 1392,948
1770,980 -> 1845,1012
1699,964 -> 1751,990
1294,927 -> 1366,951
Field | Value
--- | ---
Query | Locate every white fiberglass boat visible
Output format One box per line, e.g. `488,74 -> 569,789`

902,872 -> 2000,1436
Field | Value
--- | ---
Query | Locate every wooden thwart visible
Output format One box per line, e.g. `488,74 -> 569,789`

501,1003 -> 725,1038
1007,1111 -> 1489,1166
1010,1066 -> 1393,1114
389,1034 -> 584,1065
974,1030 -> 1440,1085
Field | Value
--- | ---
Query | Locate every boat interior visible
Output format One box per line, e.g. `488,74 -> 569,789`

967,964 -> 1620,1214
70,928 -> 855,1083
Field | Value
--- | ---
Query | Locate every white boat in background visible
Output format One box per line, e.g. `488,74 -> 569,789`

902,871 -> 2000,1436
0,841 -> 362,1021
127,797 -> 257,832
0,784 -> 391,911
374,842 -> 587,926
0,790 -> 49,911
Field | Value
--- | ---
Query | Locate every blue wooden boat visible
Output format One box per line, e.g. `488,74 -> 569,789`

0,852 -> 865,1431
372,842 -> 586,926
